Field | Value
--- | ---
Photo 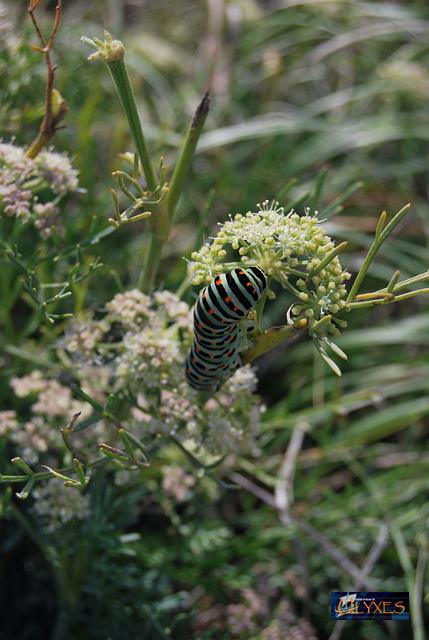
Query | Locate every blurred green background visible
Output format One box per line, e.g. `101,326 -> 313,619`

1,0 -> 429,638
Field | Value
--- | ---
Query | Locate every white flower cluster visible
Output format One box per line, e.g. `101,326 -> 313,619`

34,150 -> 79,195
162,465 -> 195,502
0,142 -> 79,236
7,371 -> 99,464
106,289 -> 152,329
66,317 -> 110,357
0,410 -> 18,436
64,289 -> 262,454
2,371 -> 108,529
190,200 -> 351,337
2,291 -> 263,522
33,202 -> 63,239
32,479 -> 90,532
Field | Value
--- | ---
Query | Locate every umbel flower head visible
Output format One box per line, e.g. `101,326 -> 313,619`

32,478 -> 90,532
81,31 -> 125,63
190,200 -> 351,341
63,289 -> 262,455
0,142 -> 79,236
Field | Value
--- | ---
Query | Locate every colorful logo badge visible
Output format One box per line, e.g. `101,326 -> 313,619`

330,592 -> 410,620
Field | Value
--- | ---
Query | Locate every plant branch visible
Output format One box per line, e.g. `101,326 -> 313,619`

241,319 -> 307,364
106,57 -> 157,192
346,203 -> 411,303
82,33 -> 171,292
167,92 -> 210,217
0,457 -> 107,487
26,1 -> 67,159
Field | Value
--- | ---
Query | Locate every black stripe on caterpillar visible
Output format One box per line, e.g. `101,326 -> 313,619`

186,267 -> 267,390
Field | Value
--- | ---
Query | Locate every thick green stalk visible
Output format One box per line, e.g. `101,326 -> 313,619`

106,56 -> 171,292
139,93 -> 210,291
82,36 -> 211,291
138,233 -> 163,291
241,319 -> 307,364
88,37 -> 170,290
82,37 -> 214,293
107,58 -> 157,192
167,92 -> 210,217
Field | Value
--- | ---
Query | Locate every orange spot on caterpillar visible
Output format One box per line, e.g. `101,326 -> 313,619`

215,278 -> 222,285
239,270 -> 244,275
225,296 -> 232,303
208,309 -> 216,315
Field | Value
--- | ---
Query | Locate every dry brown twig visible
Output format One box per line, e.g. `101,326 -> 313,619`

26,0 -> 67,159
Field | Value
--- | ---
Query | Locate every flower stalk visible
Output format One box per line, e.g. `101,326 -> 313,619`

346,203 -> 411,303
82,33 -> 210,293
167,91 -> 210,217
104,53 -> 171,290
106,58 -> 157,192
241,319 -> 308,364
82,32 -> 170,292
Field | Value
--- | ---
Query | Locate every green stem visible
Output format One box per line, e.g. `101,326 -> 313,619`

346,300 -> 384,310
346,203 -> 411,303
107,58 -> 157,192
391,287 -> 429,302
391,527 -> 425,640
374,270 -> 429,294
26,131 -> 52,160
167,92 -> 210,217
84,38 -> 210,293
241,319 -> 307,364
1,457 -> 108,485
138,232 -> 163,292
346,286 -> 429,310
107,55 -> 171,291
